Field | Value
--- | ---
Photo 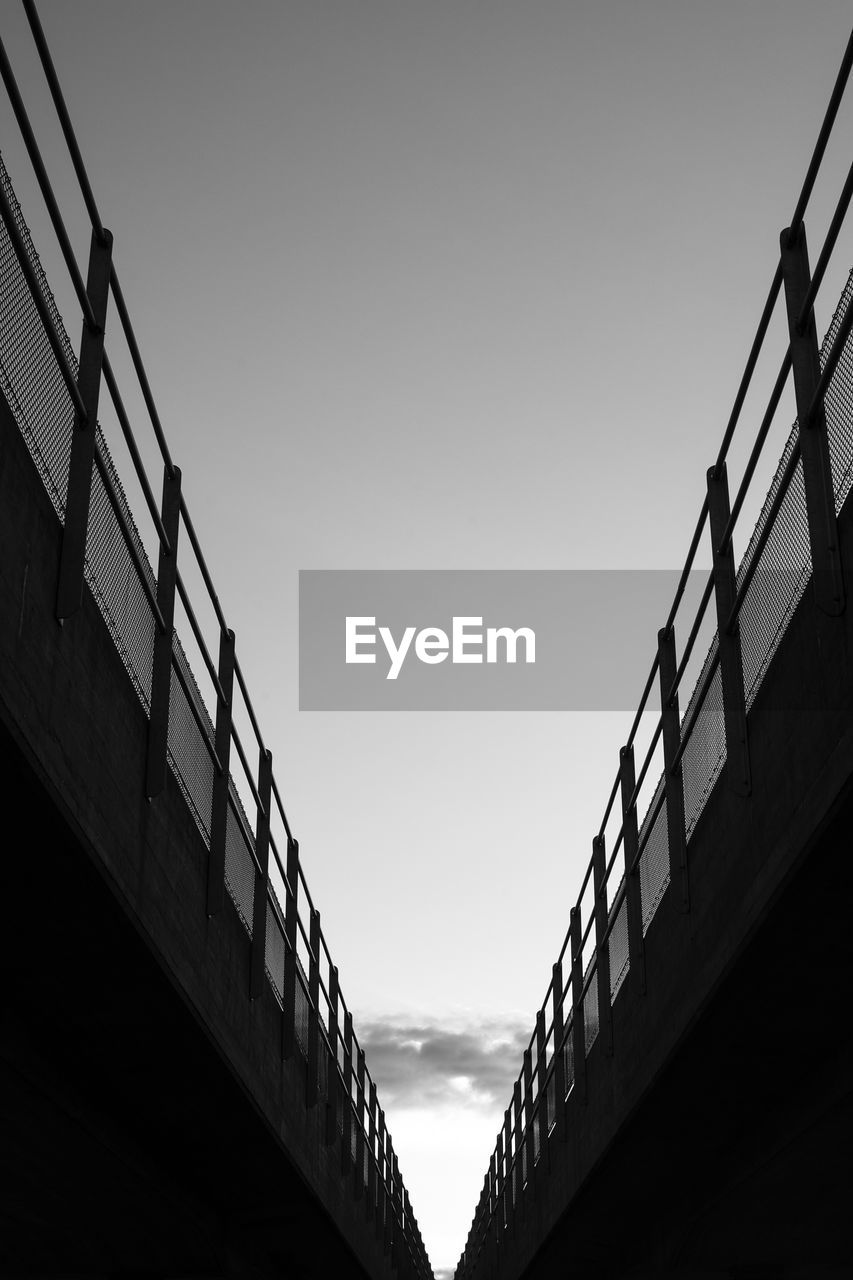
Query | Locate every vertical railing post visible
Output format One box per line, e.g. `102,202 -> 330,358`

306,908 -> 320,1106
781,221 -> 845,616
56,227 -> 113,620
341,1009 -> 353,1178
619,744 -> 647,995
495,1127 -> 505,1249
249,748 -> 273,999
145,464 -> 181,799
512,1080 -> 523,1224
658,626 -> 690,912
570,907 -> 587,1104
282,837 -> 300,1059
403,1188 -> 413,1278
354,1046 -> 365,1201
325,965 -> 339,1146
504,1104 -> 514,1238
383,1132 -> 393,1256
707,464 -> 752,796
551,961 -> 567,1142
376,1106 -> 387,1243
207,627 -> 235,916
592,836 -> 613,1055
522,1048 -> 534,1199
367,1078 -> 377,1223
391,1148 -> 402,1267
535,1009 -> 549,1175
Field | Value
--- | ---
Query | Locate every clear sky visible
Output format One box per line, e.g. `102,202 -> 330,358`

2,2 -> 852,1272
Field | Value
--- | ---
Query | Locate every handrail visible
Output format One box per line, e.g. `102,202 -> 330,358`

21,0 -> 107,245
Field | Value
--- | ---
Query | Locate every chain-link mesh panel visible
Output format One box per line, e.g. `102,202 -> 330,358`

0,154 -> 72,520
608,887 -> 630,1000
167,645 -> 216,845
638,778 -> 670,934
265,904 -> 286,1001
545,1071 -> 556,1134
563,1020 -> 574,1094
294,968 -> 310,1056
680,648 -> 726,840
318,1034 -> 330,1103
826,281 -> 853,503
224,797 -> 256,933
583,960 -> 599,1052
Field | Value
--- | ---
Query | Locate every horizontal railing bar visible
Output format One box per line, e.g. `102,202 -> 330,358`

267,831 -> 292,905
787,27 -> 853,246
803,289 -> 853,428
177,496 -> 228,634
91,446 -> 165,631
797,158 -> 853,330
296,859 -> 317,919
597,771 -> 622,841
0,32 -> 96,329
580,904 -> 596,952
229,722 -> 265,817
0,179 -> 87,420
666,569 -> 715,707
713,262 -> 785,478
625,715 -> 664,816
718,348 -> 793,556
664,496 -> 710,634
175,571 -> 226,707
101,354 -> 170,551
108,264 -> 176,477
234,655 -> 266,754
623,652 -> 661,759
630,781 -> 667,876
22,0 -> 107,243
271,775 -> 294,844
725,438 -> 803,634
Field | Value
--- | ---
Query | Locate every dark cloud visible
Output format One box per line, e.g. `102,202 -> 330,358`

358,1013 -> 530,1111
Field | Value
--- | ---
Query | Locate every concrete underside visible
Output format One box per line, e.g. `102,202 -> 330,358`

0,395 -> 398,1278
516,779 -> 853,1278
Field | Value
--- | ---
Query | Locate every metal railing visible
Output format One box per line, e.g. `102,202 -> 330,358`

0,3 -> 431,1276
454,27 -> 853,1279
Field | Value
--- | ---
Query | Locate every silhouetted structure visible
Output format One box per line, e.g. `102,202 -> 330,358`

454,31 -> 853,1280
0,5 -> 431,1277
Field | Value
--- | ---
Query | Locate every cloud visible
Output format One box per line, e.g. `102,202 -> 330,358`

357,1012 -> 530,1111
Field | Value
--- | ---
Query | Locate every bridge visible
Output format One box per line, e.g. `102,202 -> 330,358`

1,4 -> 852,1278
453,32 -> 853,1280
0,5 -> 432,1278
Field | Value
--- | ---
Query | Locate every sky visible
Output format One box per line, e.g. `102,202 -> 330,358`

2,2 -> 853,1272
